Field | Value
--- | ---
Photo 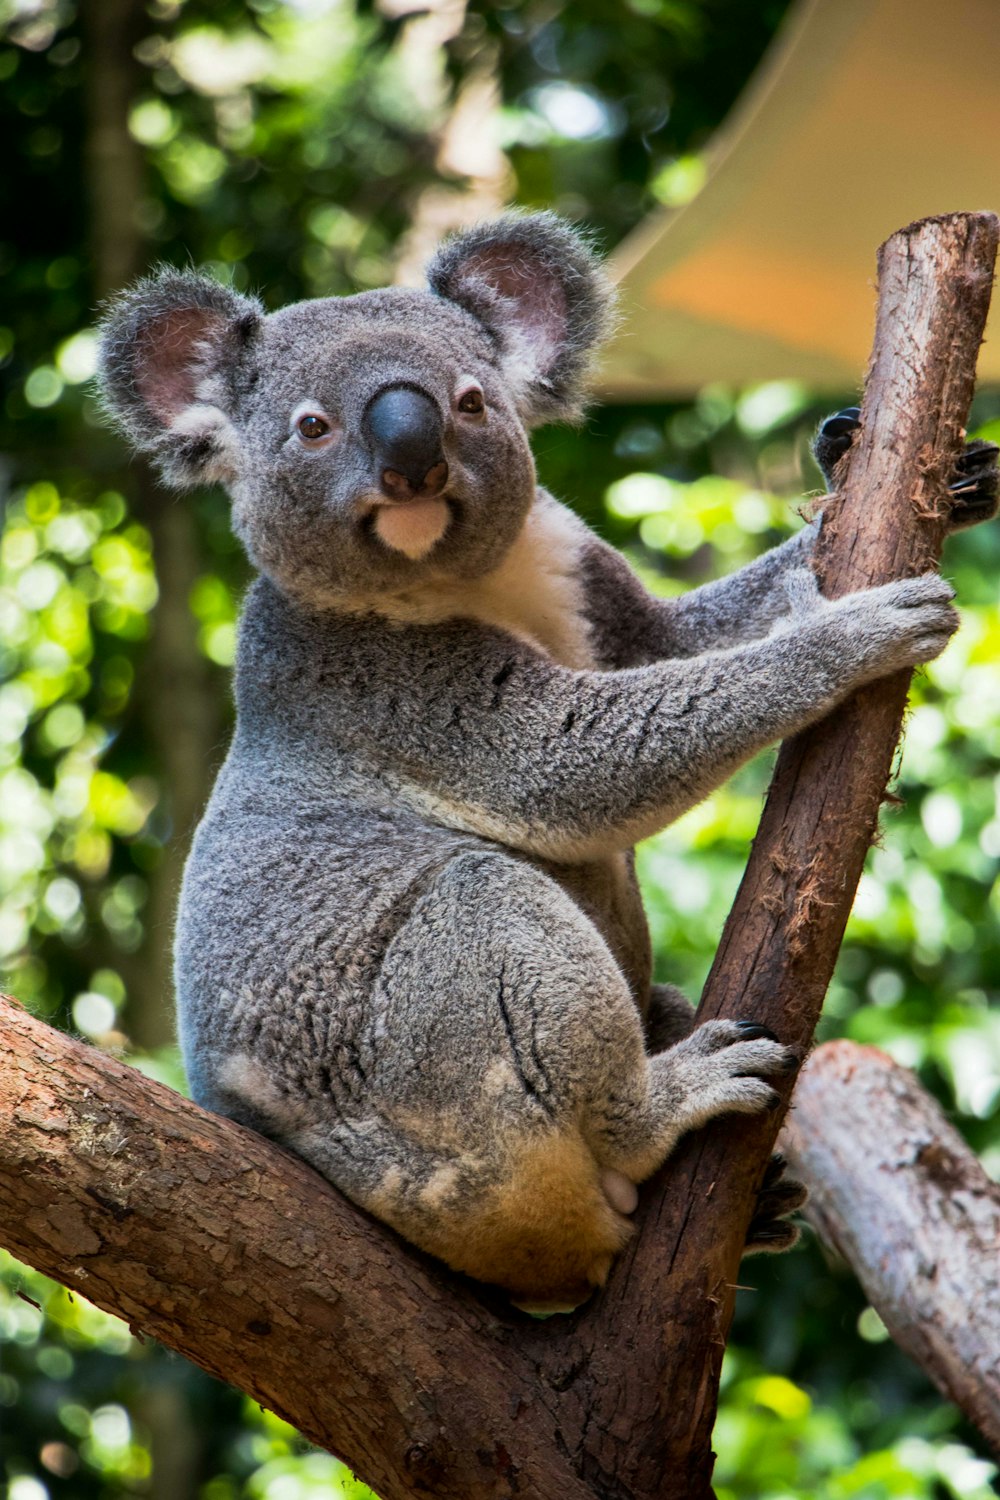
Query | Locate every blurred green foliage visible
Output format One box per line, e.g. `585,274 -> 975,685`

1,1 -> 998,1497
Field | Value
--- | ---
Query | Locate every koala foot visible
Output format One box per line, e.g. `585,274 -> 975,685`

645,981 -> 697,1054
814,407 -> 999,530
744,1152 -> 808,1255
653,1018 -> 798,1142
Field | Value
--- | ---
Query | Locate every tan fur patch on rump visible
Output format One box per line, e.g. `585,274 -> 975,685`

411,1129 -> 632,1308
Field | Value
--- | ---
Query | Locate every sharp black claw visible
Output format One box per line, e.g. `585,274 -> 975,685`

745,1222 -> 800,1254
734,1020 -> 778,1042
761,1154 -> 786,1189
819,406 -> 861,439
954,438 -> 999,471
747,1221 -> 792,1241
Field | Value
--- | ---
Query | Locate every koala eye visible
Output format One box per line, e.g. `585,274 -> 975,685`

456,387 -> 485,416
297,413 -> 332,441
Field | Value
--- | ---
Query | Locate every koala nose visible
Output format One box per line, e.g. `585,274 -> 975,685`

363,386 -> 449,501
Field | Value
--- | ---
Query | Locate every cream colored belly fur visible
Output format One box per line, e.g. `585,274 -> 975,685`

389,1131 -> 636,1312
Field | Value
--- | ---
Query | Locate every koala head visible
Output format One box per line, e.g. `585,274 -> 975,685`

97,213 -> 614,604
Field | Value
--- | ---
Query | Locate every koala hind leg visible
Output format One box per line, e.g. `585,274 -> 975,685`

584,1019 -> 797,1187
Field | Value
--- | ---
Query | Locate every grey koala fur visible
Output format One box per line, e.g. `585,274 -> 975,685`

98,212 -> 967,1311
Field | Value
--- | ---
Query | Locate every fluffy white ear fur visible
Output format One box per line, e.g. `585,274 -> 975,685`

425,212 -> 615,425
167,398 -> 241,484
97,271 -> 262,488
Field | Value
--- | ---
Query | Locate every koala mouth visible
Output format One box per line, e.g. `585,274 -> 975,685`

362,494 -> 458,562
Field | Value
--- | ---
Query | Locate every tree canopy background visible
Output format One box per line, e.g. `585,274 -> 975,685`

1,2 -> 999,1497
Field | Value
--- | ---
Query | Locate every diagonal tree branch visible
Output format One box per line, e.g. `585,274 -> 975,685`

783,1041 -> 1000,1456
1,213 -> 996,1500
0,992 -> 584,1500
568,210 -> 999,1499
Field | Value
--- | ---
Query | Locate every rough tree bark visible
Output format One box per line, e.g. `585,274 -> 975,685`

0,212 -> 996,1500
784,1041 -> 1000,1456
598,209 -> 1000,1497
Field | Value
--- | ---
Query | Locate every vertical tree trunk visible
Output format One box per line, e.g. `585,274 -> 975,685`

567,211 -> 999,1498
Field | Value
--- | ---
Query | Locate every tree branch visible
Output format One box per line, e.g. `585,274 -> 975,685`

0,992 -> 587,1500
571,211 -> 1000,1497
783,1042 -> 1000,1457
1,214 -> 996,1500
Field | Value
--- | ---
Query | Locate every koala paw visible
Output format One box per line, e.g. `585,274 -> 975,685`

744,1152 -> 808,1255
949,438 -> 999,529
813,406 -> 861,485
828,572 -> 958,679
814,408 -> 999,533
658,1018 -> 798,1136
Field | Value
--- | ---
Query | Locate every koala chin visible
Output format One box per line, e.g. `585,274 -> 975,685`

97,212 -> 972,1308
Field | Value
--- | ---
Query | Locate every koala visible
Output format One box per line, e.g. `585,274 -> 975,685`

96,213 -> 992,1312
813,405 -> 999,525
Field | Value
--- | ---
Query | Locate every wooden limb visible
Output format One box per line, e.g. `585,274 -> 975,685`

783,1041 -> 1000,1457
574,212 -> 1000,1498
0,214 -> 996,1500
0,993 -> 590,1500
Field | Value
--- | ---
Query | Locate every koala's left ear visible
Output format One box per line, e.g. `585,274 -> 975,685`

426,212 -> 615,425
97,268 -> 265,489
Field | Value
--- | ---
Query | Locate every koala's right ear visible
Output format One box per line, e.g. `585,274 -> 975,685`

97,269 -> 264,489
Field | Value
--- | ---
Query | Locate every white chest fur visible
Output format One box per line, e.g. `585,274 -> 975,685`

341,494 -> 597,670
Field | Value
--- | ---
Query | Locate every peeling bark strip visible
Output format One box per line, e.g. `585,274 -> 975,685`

0,215 -> 997,1500
784,1042 -> 1000,1457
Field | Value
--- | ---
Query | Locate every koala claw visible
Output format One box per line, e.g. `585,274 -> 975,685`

660,1019 -> 798,1132
744,1152 -> 808,1256
733,1019 -> 779,1042
814,409 -> 1000,532
819,406 -> 861,437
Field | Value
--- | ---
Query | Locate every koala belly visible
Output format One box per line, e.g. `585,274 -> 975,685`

181,831 -> 656,1309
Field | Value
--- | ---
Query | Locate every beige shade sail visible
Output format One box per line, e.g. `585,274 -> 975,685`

600,0 -> 1000,399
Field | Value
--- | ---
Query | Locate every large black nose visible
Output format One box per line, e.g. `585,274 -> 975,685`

362,385 -> 448,500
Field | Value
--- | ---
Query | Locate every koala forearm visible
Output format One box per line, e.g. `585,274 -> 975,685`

340,619 -> 853,859
666,524 -> 819,655
582,524 -> 818,668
